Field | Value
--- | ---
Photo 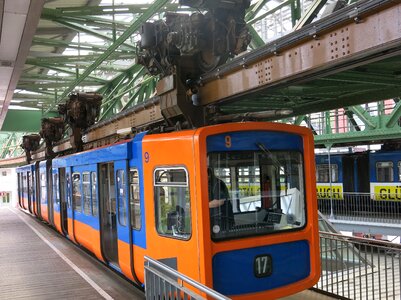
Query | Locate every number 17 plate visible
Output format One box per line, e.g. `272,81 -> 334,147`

254,254 -> 273,278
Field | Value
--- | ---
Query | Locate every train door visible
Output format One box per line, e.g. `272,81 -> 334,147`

29,169 -> 35,214
99,162 -> 119,266
65,168 -> 76,241
34,161 -> 41,217
46,160 -> 54,226
17,172 -> 22,208
342,155 -> 355,193
356,154 -> 369,193
22,173 -> 27,209
27,171 -> 32,213
115,160 -> 132,275
59,168 -> 68,235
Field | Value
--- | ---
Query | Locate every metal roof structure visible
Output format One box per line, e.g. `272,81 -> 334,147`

1,0 -> 401,161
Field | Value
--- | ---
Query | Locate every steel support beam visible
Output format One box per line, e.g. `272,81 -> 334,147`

348,105 -> 377,129
41,8 -> 136,50
32,37 -> 130,53
314,124 -> 401,146
385,100 -> 401,128
198,0 -> 401,113
44,0 -> 170,115
292,0 -> 328,31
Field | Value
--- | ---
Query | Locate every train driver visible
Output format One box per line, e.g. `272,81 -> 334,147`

208,168 -> 234,231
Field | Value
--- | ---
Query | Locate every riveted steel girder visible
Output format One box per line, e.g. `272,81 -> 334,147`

199,0 -> 401,117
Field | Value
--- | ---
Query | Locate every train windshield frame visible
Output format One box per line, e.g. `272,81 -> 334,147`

207,149 -> 306,241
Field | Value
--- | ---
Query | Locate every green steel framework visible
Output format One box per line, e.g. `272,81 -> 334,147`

1,0 -> 401,158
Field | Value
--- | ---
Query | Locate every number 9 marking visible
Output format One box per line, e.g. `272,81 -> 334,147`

225,135 -> 232,148
144,152 -> 150,163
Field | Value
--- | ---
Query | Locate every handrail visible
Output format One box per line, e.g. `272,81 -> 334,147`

144,256 -> 231,300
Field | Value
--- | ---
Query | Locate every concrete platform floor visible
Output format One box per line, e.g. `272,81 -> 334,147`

0,206 -> 144,300
0,206 -> 334,299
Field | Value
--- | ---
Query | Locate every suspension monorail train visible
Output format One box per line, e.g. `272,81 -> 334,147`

315,149 -> 401,214
316,149 -> 401,199
17,122 -> 320,299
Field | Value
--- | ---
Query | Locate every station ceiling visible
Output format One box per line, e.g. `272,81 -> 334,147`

1,0 -> 401,134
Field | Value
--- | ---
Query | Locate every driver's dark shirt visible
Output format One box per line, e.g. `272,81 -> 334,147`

209,177 -> 234,230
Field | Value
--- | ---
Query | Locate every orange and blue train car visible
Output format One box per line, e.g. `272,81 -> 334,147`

17,122 -> 320,299
16,163 -> 37,214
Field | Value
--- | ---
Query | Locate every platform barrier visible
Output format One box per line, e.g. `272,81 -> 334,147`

318,192 -> 401,224
144,256 -> 229,300
315,232 -> 401,300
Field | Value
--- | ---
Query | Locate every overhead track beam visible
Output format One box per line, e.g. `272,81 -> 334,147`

198,0 -> 401,114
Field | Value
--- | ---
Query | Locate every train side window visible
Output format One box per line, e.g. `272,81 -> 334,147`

40,172 -> 46,204
17,173 -> 21,202
29,172 -> 34,201
117,170 -> 127,226
398,162 -> 401,181
23,174 -> 28,198
129,168 -> 141,229
66,174 -> 72,208
154,167 -> 191,239
316,164 -> 338,183
91,172 -> 98,216
82,172 -> 91,216
376,162 -> 393,182
72,173 -> 82,212
53,173 -> 60,206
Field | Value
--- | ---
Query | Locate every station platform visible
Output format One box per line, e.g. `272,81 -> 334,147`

0,206 -> 144,299
0,206 -> 333,300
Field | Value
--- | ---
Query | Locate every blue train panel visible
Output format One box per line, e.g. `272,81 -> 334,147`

129,132 -> 147,249
315,154 -> 344,183
369,150 -> 401,183
53,140 -> 131,168
207,131 -> 303,152
212,240 -> 310,295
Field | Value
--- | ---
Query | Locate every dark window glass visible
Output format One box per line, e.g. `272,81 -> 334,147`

117,170 -> 127,226
398,162 -> 401,182
53,173 -> 60,206
66,174 -> 72,208
91,172 -> 98,216
72,173 -> 82,212
82,173 -> 91,216
376,162 -> 393,182
129,169 -> 141,229
40,172 -> 46,204
154,168 -> 191,239
208,150 -> 305,241
316,164 -> 338,183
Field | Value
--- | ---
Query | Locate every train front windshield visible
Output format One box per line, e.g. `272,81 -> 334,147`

208,150 -> 306,241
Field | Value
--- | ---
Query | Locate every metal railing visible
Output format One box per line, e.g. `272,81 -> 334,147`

315,232 -> 401,300
318,192 -> 401,224
144,256 -> 230,300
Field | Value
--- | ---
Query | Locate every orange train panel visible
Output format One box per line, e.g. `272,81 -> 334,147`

41,204 -> 49,223
72,220 -> 103,262
53,211 -> 62,234
141,132 -> 202,282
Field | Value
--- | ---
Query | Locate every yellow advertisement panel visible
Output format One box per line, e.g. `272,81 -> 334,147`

373,185 -> 401,201
316,184 -> 343,200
